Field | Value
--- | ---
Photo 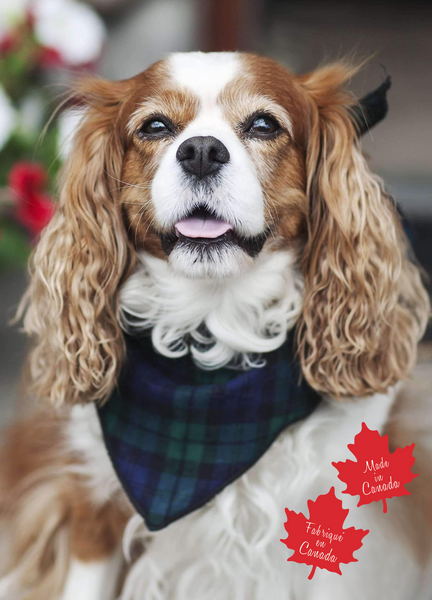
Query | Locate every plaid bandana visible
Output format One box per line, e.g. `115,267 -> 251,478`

98,334 -> 321,531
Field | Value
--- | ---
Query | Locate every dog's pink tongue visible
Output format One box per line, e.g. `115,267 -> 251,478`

175,216 -> 232,239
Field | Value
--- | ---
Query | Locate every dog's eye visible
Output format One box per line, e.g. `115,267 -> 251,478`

138,118 -> 171,137
247,115 -> 279,135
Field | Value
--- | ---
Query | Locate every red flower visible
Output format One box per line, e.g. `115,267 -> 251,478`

38,46 -> 64,69
9,162 -> 55,236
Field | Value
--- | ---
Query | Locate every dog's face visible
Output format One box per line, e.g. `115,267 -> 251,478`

120,53 -> 308,278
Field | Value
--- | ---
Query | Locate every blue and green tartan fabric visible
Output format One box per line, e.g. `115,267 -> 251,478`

98,334 -> 321,531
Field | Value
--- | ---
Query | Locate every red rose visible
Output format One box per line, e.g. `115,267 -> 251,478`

9,162 -> 55,236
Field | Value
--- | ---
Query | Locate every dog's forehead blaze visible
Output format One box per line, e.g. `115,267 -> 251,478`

168,52 -> 240,104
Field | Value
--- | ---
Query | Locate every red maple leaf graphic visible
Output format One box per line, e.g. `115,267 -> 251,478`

280,487 -> 368,580
332,422 -> 417,513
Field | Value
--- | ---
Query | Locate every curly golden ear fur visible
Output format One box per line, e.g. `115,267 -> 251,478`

297,64 -> 430,399
19,78 -> 135,406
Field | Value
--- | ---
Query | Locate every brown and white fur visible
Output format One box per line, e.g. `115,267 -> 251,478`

0,52 -> 430,600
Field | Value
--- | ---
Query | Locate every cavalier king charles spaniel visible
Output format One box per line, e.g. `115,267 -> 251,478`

0,52 -> 430,600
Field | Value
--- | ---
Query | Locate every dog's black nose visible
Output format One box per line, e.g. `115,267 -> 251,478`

176,136 -> 230,179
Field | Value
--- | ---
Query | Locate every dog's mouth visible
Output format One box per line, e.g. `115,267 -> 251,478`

158,206 -> 269,257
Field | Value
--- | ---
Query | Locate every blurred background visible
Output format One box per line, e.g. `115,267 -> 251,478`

0,0 -> 431,425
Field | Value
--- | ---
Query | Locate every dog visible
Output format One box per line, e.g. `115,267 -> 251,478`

0,52 -> 430,600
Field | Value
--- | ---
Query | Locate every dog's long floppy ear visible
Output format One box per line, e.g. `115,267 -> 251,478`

296,64 -> 429,399
19,78 -> 135,406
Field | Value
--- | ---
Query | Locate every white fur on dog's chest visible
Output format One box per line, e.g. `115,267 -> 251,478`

67,389 -> 415,600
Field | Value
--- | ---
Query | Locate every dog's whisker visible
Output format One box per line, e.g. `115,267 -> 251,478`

142,214 -> 158,240
127,207 -> 146,236
104,170 -> 153,191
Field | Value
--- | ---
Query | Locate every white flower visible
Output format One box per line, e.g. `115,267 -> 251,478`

0,84 -> 16,151
57,106 -> 86,160
32,0 -> 105,65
